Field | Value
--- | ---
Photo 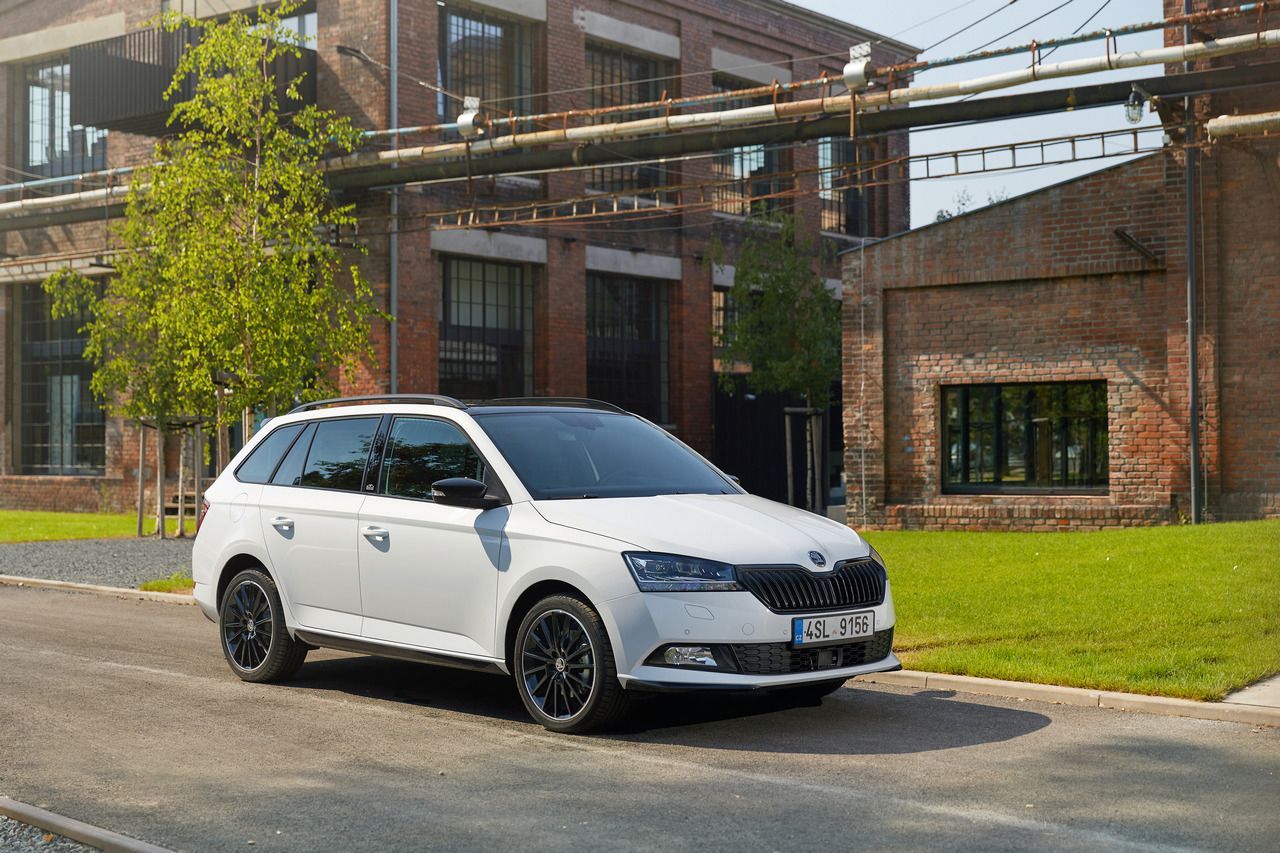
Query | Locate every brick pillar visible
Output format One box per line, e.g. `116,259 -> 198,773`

672,255 -> 714,454
842,249 -> 886,527
540,236 -> 587,396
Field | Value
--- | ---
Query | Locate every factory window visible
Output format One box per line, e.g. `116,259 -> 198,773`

587,273 -> 669,424
21,57 -> 107,180
439,257 -> 534,400
943,382 -> 1108,493
585,42 -> 675,196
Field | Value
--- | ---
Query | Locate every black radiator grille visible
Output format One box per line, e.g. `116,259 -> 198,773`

738,559 -> 886,614
730,628 -> 894,675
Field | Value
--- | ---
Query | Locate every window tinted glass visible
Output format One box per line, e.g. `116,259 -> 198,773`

300,417 -> 379,491
474,411 -> 734,500
380,418 -> 484,500
270,422 -> 315,486
235,423 -> 304,484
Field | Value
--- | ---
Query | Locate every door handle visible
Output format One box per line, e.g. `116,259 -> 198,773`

362,525 -> 390,543
270,516 -> 294,531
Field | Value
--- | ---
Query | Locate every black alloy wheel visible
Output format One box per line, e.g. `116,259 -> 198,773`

514,594 -> 630,734
218,567 -> 307,683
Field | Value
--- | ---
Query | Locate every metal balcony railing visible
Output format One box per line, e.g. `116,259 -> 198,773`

69,26 -> 316,137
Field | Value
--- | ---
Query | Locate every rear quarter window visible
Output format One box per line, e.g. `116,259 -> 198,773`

300,417 -> 380,491
234,423 -> 305,484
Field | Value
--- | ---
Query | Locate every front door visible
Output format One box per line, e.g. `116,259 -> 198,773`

357,416 -> 507,659
260,416 -> 380,636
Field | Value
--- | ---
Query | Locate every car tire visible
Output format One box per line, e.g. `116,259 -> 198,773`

219,567 -> 307,683
786,677 -> 849,704
513,594 -> 630,734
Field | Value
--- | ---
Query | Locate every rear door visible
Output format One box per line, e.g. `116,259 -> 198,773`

259,415 -> 381,636
357,416 -> 508,658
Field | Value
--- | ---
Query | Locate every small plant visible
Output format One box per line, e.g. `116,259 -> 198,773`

140,571 -> 195,594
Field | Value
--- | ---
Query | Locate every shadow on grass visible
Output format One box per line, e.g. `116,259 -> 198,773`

288,654 -> 1052,755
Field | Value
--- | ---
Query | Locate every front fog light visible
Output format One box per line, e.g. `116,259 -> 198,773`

663,646 -> 718,667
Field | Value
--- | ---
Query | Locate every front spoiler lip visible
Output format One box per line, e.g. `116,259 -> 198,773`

621,655 -> 902,693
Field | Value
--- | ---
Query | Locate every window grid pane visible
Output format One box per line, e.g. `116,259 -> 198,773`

818,136 -> 868,235
586,42 -> 674,196
440,257 -> 534,400
19,285 -> 105,475
711,73 -> 789,217
942,381 -> 1108,492
438,6 -> 537,134
587,274 -> 669,423
21,58 -> 108,179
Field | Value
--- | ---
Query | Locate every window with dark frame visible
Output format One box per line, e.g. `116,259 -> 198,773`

711,73 -> 789,217
18,285 -> 105,476
818,136 -> 869,236
585,41 -> 675,196
437,3 -> 537,133
587,273 -> 670,424
943,381 -> 1109,493
379,417 -> 485,501
20,57 -> 107,180
439,257 -> 534,401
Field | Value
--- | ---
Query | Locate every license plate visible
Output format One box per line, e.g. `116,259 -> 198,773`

792,611 -> 875,648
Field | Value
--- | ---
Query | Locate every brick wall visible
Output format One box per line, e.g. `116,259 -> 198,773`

1,0 -> 913,511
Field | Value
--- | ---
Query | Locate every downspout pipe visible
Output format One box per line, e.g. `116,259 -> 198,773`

388,0 -> 399,395
1185,1 -> 1202,524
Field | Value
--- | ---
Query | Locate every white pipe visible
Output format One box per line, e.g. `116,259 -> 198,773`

1206,109 -> 1280,137
324,27 -> 1280,173
6,27 -> 1280,220
0,183 -> 137,217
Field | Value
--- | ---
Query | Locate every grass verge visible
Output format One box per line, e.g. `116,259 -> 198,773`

865,519 -> 1280,701
0,510 -> 186,543
139,571 -> 195,594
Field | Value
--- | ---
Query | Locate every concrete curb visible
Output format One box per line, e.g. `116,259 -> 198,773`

853,670 -> 1280,726
0,797 -> 173,853
0,575 -> 195,605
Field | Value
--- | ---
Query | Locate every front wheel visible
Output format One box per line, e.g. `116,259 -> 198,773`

513,594 -> 630,734
219,568 -> 307,683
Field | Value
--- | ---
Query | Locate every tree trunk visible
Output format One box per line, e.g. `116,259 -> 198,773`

155,427 -> 166,540
176,430 -> 187,539
135,425 -> 146,538
784,412 -> 795,508
194,424 -> 204,522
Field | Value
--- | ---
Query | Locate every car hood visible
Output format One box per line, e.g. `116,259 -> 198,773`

530,493 -> 868,567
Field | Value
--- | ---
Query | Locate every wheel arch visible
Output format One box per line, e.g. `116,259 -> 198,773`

502,579 -> 597,672
216,553 -> 271,610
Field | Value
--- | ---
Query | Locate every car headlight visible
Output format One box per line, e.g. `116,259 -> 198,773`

624,552 -> 740,592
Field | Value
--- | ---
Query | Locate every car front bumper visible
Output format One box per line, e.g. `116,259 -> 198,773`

604,581 -> 898,691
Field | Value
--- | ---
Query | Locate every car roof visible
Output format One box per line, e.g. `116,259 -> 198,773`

283,395 -> 629,418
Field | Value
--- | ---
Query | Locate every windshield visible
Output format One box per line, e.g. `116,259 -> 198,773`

473,411 -> 737,500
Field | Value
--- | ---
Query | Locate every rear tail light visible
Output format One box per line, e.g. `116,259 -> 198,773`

196,499 -> 210,535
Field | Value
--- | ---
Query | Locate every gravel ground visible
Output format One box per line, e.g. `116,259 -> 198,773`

0,816 -> 96,852
0,538 -> 193,589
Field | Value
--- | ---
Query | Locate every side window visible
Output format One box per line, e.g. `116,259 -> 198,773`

300,417 -> 379,491
270,422 -> 315,486
380,418 -> 484,500
235,423 -> 304,484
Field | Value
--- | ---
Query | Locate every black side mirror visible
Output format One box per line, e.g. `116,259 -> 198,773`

431,477 -> 503,509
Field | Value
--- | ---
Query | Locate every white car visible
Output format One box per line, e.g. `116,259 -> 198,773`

193,396 -> 900,733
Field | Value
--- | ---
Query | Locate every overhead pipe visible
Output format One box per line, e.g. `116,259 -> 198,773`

1206,109 -> 1280,136
4,60 -> 1279,229
323,27 -> 1280,175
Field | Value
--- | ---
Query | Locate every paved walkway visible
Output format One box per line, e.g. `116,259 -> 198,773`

1225,674 -> 1280,708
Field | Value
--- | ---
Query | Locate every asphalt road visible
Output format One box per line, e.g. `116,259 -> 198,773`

0,587 -> 1275,853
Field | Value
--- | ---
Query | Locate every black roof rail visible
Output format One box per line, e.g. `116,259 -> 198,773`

288,394 -> 467,414
475,397 -> 628,414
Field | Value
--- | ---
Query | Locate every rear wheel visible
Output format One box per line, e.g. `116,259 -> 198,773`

513,594 -> 630,734
219,568 -> 307,683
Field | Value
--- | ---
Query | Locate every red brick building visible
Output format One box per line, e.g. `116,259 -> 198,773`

0,0 -> 913,512
842,2 -> 1280,530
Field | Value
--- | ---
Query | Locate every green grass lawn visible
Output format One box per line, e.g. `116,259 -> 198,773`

866,519 -> 1280,701
0,510 -> 185,543
139,570 -> 196,594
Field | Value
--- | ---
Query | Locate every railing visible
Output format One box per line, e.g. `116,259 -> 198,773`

69,26 -> 316,137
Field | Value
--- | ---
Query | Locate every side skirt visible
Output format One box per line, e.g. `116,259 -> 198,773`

293,628 -> 507,676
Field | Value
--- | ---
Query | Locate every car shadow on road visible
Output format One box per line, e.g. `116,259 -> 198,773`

288,654 -> 1051,754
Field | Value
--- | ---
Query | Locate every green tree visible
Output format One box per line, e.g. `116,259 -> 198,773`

46,1 -> 383,490
715,215 -> 841,511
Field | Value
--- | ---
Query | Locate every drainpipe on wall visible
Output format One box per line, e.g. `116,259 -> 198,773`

388,0 -> 400,394
1184,1 -> 1202,523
